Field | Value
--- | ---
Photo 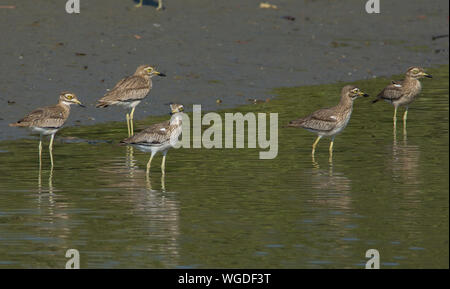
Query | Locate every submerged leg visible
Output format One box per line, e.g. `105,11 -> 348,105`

38,135 -> 43,169
130,107 -> 136,136
161,152 -> 167,175
403,106 -> 408,134
157,0 -> 163,10
393,106 -> 398,129
329,136 -> 335,160
146,152 -> 155,176
49,133 -> 55,168
126,113 -> 131,137
135,0 -> 143,8
312,135 -> 322,156
161,173 -> 166,191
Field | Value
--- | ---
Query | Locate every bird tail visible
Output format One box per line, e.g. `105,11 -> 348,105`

119,137 -> 133,146
285,119 -> 304,128
9,122 -> 26,127
96,101 -> 109,108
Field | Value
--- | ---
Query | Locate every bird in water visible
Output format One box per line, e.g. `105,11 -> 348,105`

372,66 -> 432,131
287,85 -> 369,161
96,65 -> 166,137
121,103 -> 184,176
9,92 -> 85,168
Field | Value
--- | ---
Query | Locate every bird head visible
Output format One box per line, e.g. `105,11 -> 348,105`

169,103 -> 184,115
59,92 -> 85,107
342,85 -> 369,100
137,65 -> 166,78
406,67 -> 432,79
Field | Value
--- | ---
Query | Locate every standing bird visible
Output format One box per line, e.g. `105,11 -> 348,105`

287,85 -> 369,159
372,67 -> 432,130
9,92 -> 84,167
121,104 -> 184,176
135,0 -> 163,10
96,65 -> 166,137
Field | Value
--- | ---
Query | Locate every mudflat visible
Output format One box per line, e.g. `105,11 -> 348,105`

1,0 -> 448,141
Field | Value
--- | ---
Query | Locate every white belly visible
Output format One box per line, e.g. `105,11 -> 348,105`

118,100 -> 141,109
31,127 -> 59,135
136,143 -> 172,154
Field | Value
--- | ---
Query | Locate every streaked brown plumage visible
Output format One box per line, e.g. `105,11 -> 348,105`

372,66 -> 432,130
288,85 -> 369,157
9,91 -> 84,131
373,67 -> 432,106
121,104 -> 184,175
9,92 -> 84,167
96,64 -> 166,137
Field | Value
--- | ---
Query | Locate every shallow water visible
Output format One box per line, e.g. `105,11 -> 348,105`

0,66 -> 448,268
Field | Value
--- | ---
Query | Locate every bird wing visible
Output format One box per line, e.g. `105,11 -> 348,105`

98,75 -> 150,104
377,80 -> 404,101
13,106 -> 67,128
305,108 -> 338,131
288,108 -> 337,131
122,121 -> 171,146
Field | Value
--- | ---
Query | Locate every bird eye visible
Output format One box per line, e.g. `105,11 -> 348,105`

412,69 -> 419,73
66,94 -> 73,99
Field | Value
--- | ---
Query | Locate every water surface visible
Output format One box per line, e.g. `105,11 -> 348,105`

0,66 -> 448,268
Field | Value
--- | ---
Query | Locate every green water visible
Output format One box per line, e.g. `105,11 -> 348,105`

0,66 -> 448,268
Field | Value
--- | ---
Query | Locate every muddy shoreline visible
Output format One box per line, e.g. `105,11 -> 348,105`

1,0 -> 448,141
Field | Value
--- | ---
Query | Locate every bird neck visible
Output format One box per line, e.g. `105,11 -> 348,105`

58,100 -> 72,111
404,75 -> 420,86
170,113 -> 183,126
338,95 -> 354,111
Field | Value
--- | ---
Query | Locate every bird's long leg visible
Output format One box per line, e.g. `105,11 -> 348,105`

126,113 -> 131,137
146,152 -> 155,176
161,152 -> 167,175
157,0 -> 163,10
130,107 -> 136,136
38,136 -> 42,194
161,173 -> 166,191
49,164 -> 54,195
38,135 -> 43,169
49,133 -> 55,168
312,135 -> 322,156
329,136 -> 335,162
403,106 -> 408,136
135,0 -> 143,8
393,106 -> 398,132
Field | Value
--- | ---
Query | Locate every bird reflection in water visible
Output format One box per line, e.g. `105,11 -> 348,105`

125,145 -> 179,267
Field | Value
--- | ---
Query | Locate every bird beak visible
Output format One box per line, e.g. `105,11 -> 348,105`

154,71 -> 166,77
74,100 -> 85,107
424,73 -> 433,78
359,91 -> 369,97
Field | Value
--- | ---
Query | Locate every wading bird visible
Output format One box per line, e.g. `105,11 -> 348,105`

372,67 -> 432,131
121,103 -> 184,176
96,65 -> 166,137
288,85 -> 369,160
9,92 -> 84,167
